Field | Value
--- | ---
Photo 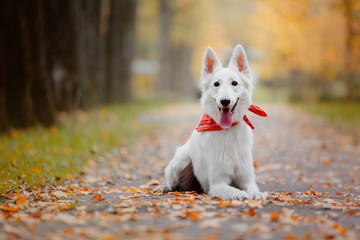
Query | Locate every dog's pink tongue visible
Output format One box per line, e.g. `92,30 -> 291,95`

219,109 -> 232,129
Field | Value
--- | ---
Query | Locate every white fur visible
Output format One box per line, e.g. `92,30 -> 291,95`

159,44 -> 265,200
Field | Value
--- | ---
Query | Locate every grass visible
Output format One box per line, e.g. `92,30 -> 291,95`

0,100 -> 168,194
296,101 -> 360,130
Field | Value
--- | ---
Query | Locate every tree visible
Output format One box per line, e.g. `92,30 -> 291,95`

157,0 -> 207,97
0,0 -> 56,130
157,0 -> 173,94
106,0 -> 137,103
0,0 -> 138,132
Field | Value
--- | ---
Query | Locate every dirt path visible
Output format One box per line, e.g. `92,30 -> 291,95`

1,103 -> 360,239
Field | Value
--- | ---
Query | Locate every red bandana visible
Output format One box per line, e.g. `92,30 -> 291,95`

196,104 -> 267,132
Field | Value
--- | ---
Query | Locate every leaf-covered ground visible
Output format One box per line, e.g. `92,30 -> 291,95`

1,103 -> 359,239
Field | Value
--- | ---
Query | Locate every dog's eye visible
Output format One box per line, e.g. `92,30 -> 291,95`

214,82 -> 220,87
232,81 -> 238,86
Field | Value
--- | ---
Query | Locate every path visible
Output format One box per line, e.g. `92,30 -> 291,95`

1,103 -> 359,239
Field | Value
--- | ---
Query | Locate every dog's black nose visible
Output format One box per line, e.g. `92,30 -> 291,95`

220,99 -> 230,107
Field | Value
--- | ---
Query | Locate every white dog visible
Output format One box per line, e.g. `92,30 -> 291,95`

157,44 -> 266,200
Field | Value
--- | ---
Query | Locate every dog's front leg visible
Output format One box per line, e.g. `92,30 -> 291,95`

244,181 -> 266,201
240,167 -> 266,200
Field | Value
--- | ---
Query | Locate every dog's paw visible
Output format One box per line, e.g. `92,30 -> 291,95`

248,191 -> 267,201
154,185 -> 171,193
232,190 -> 249,200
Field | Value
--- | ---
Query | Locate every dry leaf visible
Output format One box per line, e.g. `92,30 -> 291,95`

186,211 -> 200,221
284,233 -> 297,239
248,208 -> 256,217
270,211 -> 279,221
53,190 -> 68,198
218,201 -> 229,207
15,196 -> 29,209
13,192 -> 21,198
90,194 -> 105,201
2,205 -> 20,213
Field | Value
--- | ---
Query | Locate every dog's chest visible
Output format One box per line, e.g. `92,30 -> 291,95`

204,125 -> 251,152
192,124 -> 253,167
189,124 -> 253,192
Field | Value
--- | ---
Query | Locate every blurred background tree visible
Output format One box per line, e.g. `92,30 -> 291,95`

1,0 -> 360,132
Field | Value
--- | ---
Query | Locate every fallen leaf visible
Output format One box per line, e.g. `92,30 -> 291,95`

270,211 -> 279,221
90,194 -> 105,201
2,204 -> 20,213
248,208 -> 256,217
15,196 -> 29,209
13,192 -> 21,198
64,228 -> 73,236
219,201 -> 229,207
345,210 -> 356,216
284,233 -> 297,239
333,224 -> 348,235
186,211 -> 200,221
53,190 -> 68,198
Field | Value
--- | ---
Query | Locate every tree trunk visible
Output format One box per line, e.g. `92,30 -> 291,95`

85,0 -> 102,106
24,1 -> 56,127
169,44 -> 195,97
1,1 -> 36,129
43,0 -> 78,111
157,0 -> 173,94
106,0 -> 137,103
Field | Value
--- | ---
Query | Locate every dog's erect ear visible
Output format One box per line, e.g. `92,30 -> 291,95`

202,47 -> 221,75
228,44 -> 249,73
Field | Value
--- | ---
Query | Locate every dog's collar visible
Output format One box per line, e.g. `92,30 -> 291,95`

195,104 -> 267,132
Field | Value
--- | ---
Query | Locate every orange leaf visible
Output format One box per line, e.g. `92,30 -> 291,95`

173,192 -> 180,196
64,228 -> 73,236
248,208 -> 256,217
13,192 -> 21,198
2,204 -> 20,213
59,205 -> 69,211
186,211 -> 200,221
219,201 -> 229,207
346,210 -> 356,216
333,224 -> 348,235
285,233 -> 297,239
90,194 -> 105,201
213,197 -> 223,201
270,211 -> 279,221
15,196 -> 28,209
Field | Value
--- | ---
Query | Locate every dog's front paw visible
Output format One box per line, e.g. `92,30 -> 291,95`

248,191 -> 267,201
154,185 -> 171,193
232,190 -> 249,200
